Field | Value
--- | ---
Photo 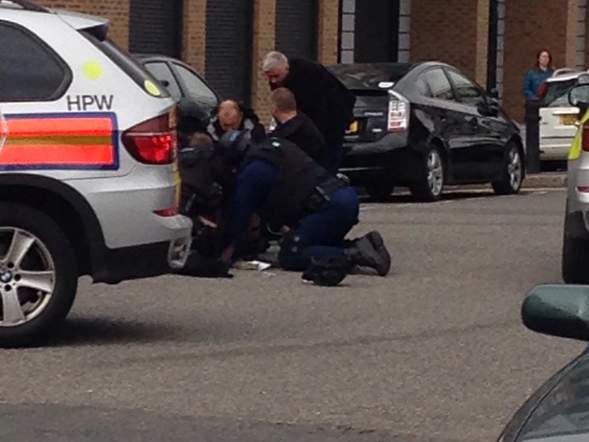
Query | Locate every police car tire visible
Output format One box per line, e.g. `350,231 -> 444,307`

0,203 -> 77,348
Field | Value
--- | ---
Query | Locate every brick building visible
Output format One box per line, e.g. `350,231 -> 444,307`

35,0 -> 589,122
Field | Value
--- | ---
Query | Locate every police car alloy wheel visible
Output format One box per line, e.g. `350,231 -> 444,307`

0,203 -> 77,348
492,142 -> 523,195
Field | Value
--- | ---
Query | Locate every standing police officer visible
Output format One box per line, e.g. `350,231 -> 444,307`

217,130 -> 391,281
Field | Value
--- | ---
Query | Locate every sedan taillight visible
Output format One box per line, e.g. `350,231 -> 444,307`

122,110 -> 177,165
387,91 -> 409,133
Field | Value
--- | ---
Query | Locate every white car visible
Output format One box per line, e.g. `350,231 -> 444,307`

0,0 -> 192,346
539,68 -> 589,161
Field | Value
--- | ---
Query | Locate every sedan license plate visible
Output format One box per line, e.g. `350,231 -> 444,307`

560,114 -> 577,126
346,120 -> 359,135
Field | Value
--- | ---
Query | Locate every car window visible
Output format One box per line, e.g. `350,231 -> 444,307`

173,64 -> 217,104
516,352 -> 589,441
0,21 -> 71,102
422,69 -> 455,101
83,32 -> 170,99
144,62 -> 182,100
543,79 -> 579,108
445,70 -> 485,106
415,77 -> 432,97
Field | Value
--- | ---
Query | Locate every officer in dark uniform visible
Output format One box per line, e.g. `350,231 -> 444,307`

217,130 -> 391,283
269,87 -> 328,168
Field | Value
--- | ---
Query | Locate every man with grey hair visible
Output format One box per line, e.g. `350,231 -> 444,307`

262,51 -> 355,174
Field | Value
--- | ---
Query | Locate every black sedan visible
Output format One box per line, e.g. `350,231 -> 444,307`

329,62 -> 525,201
499,285 -> 589,442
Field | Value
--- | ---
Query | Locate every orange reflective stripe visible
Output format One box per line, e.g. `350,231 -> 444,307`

7,117 -> 112,138
0,145 -> 114,165
1,114 -> 117,168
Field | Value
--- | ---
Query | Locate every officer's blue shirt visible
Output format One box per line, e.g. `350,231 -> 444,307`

224,159 -> 279,246
523,68 -> 553,100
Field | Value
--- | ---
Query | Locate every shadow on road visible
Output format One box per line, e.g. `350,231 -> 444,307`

44,317 -> 183,347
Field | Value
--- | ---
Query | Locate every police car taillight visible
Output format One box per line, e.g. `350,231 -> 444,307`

387,91 -> 409,133
122,111 -> 177,165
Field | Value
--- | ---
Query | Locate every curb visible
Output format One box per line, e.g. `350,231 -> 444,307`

522,173 -> 567,189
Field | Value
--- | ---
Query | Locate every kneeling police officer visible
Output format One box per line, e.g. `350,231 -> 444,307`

217,130 -> 391,284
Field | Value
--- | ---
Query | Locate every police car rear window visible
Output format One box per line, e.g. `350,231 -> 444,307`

82,31 -> 170,99
0,21 -> 71,102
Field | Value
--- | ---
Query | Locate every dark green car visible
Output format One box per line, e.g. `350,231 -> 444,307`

499,285 -> 589,442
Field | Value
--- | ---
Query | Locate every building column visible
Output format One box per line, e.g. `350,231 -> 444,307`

503,0 -> 577,122
410,0 -> 489,86
318,0 -> 340,65
251,0 -> 276,124
182,0 -> 207,74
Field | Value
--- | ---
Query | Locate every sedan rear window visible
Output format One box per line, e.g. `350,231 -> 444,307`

329,63 -> 414,90
542,79 -> 578,107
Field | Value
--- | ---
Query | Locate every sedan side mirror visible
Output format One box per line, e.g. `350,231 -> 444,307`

488,87 -> 499,99
522,285 -> 589,341
477,101 -> 499,117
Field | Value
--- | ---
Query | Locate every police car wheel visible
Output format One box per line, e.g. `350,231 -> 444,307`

0,203 -> 77,348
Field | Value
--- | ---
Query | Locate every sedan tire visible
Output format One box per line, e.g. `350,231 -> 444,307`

492,142 -> 524,195
411,146 -> 445,202
0,203 -> 77,348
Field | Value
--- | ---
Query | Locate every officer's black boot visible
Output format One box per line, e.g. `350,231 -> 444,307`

344,232 -> 391,276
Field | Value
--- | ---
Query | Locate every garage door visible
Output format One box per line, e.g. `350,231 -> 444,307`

205,0 -> 253,104
354,0 -> 400,62
276,0 -> 318,60
129,0 -> 182,57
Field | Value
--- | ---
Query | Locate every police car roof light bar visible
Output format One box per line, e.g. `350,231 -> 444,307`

0,0 -> 49,12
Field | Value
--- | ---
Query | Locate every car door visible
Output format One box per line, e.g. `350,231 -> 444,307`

417,67 -> 474,179
143,61 -> 183,102
445,68 -> 507,179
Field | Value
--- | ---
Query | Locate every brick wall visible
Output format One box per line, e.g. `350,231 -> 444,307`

318,0 -> 340,65
250,0 -> 276,124
182,0 -> 207,74
503,0 -> 577,122
410,0 -> 489,86
37,0 -> 130,48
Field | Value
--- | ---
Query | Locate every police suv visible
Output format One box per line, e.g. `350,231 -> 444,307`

0,0 -> 192,346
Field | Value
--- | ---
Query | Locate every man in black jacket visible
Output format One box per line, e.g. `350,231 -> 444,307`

269,87 -> 328,168
262,51 -> 355,173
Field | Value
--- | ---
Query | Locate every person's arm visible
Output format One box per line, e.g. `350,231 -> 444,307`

523,70 -> 537,100
221,160 -> 278,263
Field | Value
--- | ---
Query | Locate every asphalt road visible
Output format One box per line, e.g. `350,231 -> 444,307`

0,188 -> 582,442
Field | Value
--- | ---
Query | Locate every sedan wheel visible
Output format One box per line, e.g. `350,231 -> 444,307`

0,203 -> 77,347
411,146 -> 445,201
492,143 -> 524,195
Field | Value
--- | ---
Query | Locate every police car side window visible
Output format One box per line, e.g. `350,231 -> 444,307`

0,22 -> 70,102
144,62 -> 182,100
422,69 -> 455,102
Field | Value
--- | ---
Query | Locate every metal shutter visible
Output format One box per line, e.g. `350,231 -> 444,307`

129,0 -> 182,57
354,0 -> 400,62
205,0 -> 253,104
276,0 -> 318,60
